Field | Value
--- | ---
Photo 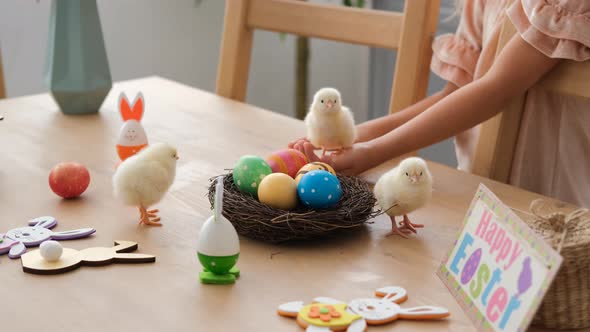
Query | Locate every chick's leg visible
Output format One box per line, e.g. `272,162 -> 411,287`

138,206 -> 162,226
398,214 -> 424,233
386,215 -> 412,238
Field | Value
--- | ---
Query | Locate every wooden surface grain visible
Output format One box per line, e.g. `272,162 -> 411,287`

0,77 -> 580,332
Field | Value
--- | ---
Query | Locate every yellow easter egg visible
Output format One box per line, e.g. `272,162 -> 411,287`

258,173 -> 298,210
295,162 -> 336,184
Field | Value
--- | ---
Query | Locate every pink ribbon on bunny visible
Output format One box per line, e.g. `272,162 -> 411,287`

116,92 -> 148,161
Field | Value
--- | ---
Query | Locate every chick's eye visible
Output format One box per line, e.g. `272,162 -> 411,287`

334,100 -> 337,103
405,172 -> 409,176
420,171 -> 423,176
321,100 -> 324,103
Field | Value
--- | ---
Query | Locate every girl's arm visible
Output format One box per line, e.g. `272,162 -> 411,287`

288,83 -> 457,149
363,35 -> 560,169
355,83 -> 458,143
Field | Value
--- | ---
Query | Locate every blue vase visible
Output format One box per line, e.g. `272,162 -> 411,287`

45,0 -> 112,115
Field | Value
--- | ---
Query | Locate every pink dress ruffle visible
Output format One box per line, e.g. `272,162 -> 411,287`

508,0 -> 590,61
427,0 -> 590,207
431,34 -> 481,87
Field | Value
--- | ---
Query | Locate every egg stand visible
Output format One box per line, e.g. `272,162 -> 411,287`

198,176 -> 240,284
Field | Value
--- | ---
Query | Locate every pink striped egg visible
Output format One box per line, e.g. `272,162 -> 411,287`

265,149 -> 309,178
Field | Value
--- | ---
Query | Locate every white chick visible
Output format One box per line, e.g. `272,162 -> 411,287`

305,88 -> 356,157
374,157 -> 433,238
113,143 -> 179,226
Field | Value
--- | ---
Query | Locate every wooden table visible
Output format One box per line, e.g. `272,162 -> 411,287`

0,77 -> 577,332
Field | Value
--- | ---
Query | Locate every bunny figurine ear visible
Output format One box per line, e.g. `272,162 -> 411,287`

118,92 -> 145,121
28,216 -> 58,229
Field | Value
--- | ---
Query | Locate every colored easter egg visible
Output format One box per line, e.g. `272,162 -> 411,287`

48,162 -> 91,198
295,162 -> 336,184
297,170 -> 342,209
266,149 -> 308,178
233,156 -> 272,197
258,173 -> 298,210
461,248 -> 482,285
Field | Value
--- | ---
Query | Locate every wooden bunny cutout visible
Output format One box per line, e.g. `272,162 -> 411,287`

116,92 -> 148,161
278,286 -> 449,331
21,241 -> 155,275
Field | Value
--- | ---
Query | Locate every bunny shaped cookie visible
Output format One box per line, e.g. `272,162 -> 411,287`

21,241 -> 155,275
278,286 -> 449,331
116,92 -> 148,161
0,216 -> 95,259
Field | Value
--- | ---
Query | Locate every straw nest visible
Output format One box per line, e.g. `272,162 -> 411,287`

207,173 -> 380,243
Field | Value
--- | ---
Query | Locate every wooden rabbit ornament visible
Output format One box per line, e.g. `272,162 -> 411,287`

21,240 -> 155,275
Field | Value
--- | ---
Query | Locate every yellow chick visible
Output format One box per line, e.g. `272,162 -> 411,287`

305,87 -> 356,157
113,143 -> 179,226
374,157 -> 433,238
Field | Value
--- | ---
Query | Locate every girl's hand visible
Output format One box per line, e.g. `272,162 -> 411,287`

288,137 -> 310,151
300,142 -> 375,176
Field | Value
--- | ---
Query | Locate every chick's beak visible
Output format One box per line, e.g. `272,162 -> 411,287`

325,101 -> 334,109
175,155 -> 180,160
409,175 -> 418,183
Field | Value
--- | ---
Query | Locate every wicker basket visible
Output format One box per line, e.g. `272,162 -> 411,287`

522,200 -> 590,330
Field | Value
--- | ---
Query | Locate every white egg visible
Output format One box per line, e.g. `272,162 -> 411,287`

40,240 -> 63,262
197,215 -> 240,257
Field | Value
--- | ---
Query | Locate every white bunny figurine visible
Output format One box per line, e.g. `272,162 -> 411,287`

116,92 -> 148,161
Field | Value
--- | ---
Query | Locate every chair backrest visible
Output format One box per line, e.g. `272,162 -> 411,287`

0,49 -> 6,99
216,0 -> 440,115
472,19 -> 590,182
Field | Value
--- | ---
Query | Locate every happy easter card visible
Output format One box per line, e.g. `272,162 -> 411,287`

438,184 -> 562,332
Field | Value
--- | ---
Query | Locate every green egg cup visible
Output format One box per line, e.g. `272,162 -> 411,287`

199,267 -> 240,285
198,253 -> 240,285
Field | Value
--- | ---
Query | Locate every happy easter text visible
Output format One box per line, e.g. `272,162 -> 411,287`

448,206 -> 533,330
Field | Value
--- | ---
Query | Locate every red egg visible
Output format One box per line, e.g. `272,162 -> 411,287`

266,149 -> 308,178
48,162 -> 91,199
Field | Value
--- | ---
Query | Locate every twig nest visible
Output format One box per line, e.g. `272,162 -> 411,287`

40,240 -> 63,262
208,173 -> 381,243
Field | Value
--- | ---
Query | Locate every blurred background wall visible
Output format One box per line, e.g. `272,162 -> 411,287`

0,0 -> 458,166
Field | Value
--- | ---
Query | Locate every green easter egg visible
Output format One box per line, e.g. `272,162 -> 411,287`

233,155 -> 272,196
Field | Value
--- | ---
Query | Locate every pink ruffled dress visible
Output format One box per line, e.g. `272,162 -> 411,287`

431,0 -> 590,207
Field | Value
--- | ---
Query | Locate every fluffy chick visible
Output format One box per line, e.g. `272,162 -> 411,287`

113,143 -> 179,226
305,88 -> 356,157
374,157 -> 433,238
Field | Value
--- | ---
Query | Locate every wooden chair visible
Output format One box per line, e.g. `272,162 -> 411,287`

216,0 -> 440,115
0,49 -> 6,99
473,19 -> 590,183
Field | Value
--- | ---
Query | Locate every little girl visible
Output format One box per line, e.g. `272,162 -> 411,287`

290,0 -> 590,207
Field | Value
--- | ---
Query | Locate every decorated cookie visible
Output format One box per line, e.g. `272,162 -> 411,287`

278,286 -> 449,331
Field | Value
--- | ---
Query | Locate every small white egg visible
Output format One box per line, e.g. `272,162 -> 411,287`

40,240 -> 63,262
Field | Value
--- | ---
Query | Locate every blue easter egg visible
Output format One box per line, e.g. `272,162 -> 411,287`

297,170 -> 342,209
